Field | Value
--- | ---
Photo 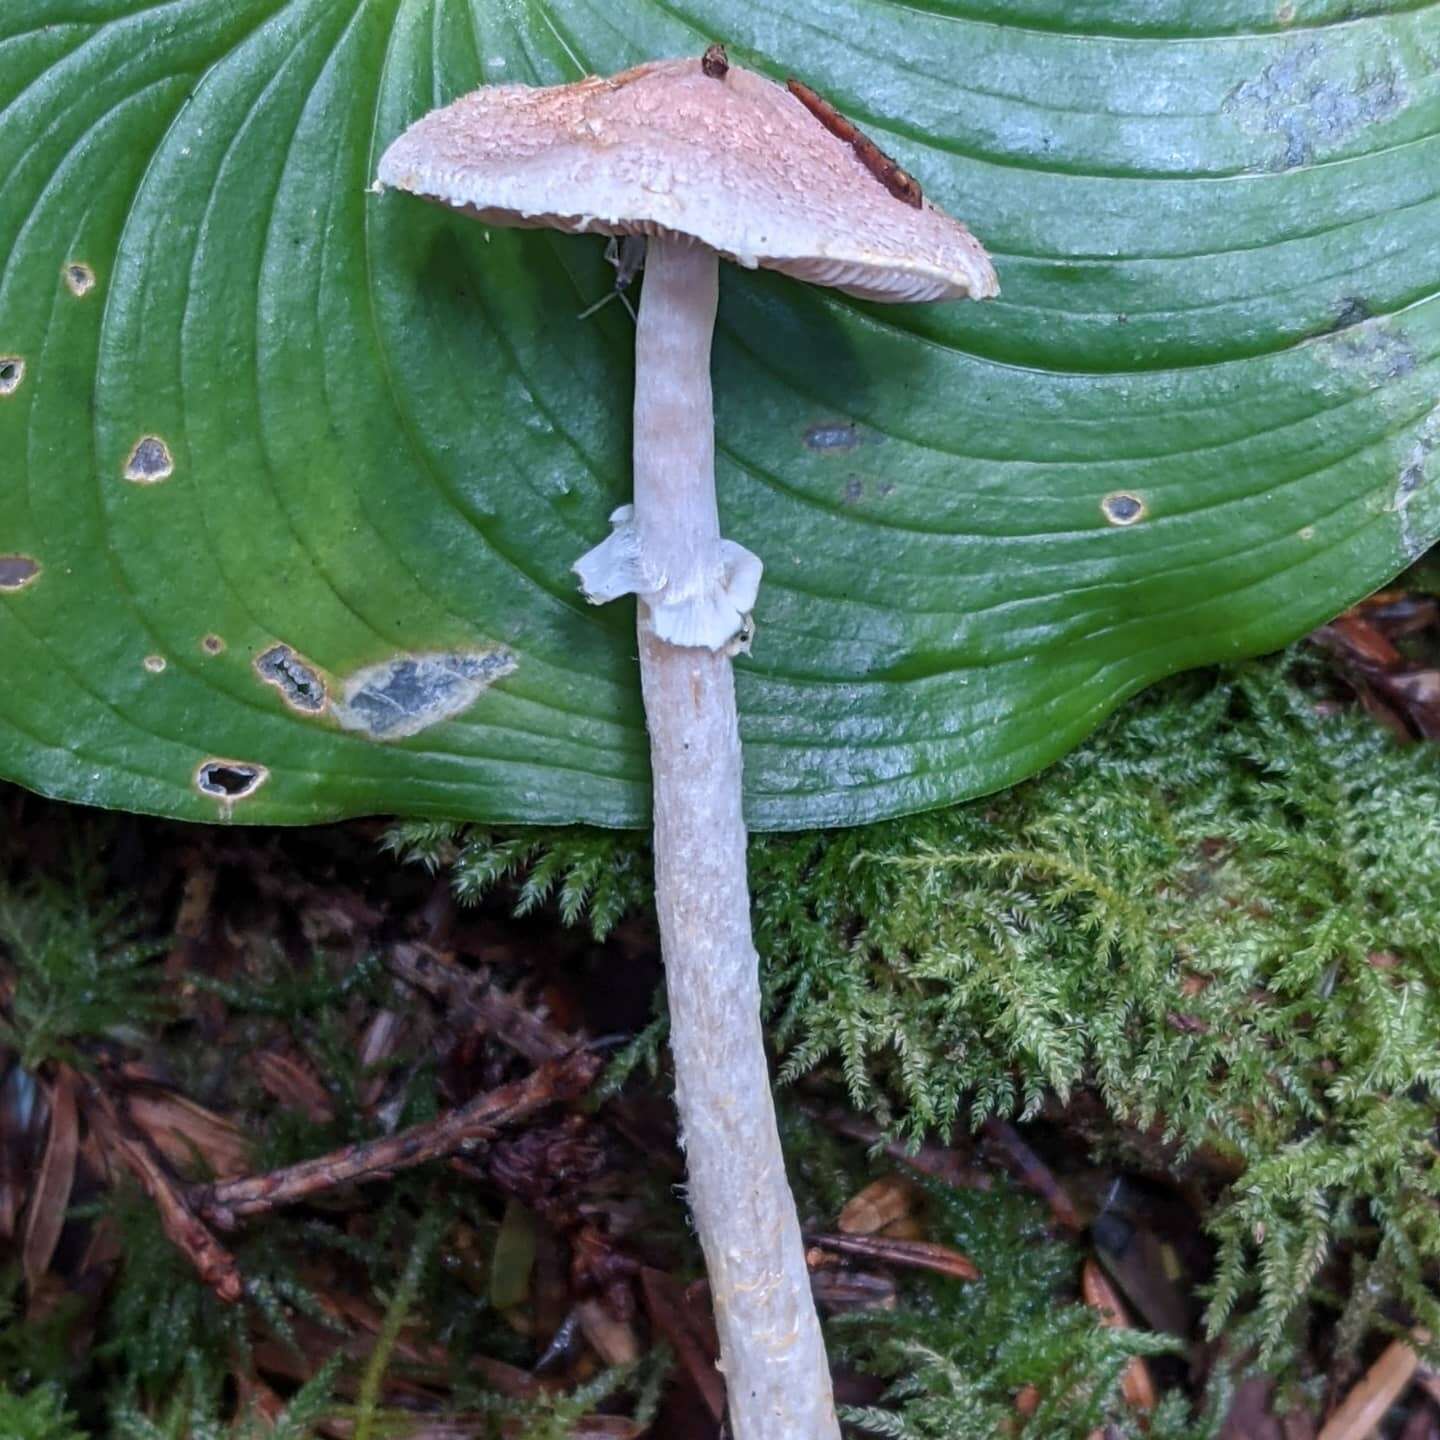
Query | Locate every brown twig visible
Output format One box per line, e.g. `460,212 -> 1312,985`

86,1082 -> 243,1303
387,943 -> 683,1179
640,1266 -> 725,1422
1311,602 -> 1440,742
981,1118 -> 1084,1232
1319,1334 -> 1426,1440
1081,1258 -> 1157,1412
191,1051 -> 600,1229
805,1103 -> 992,1193
805,1231 -> 981,1282
386,943 -> 573,1063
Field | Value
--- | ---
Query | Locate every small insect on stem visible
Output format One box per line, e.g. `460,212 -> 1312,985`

577,235 -> 647,321
785,77 -> 923,209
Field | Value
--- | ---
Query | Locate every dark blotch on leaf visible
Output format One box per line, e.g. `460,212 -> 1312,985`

1318,321 -> 1417,384
805,422 -> 860,453
195,760 -> 267,800
1331,296 -> 1372,332
1102,492 -> 1146,526
1226,44 -> 1403,169
0,554 -> 40,590
124,435 -> 174,483
333,649 -> 517,740
255,644 -> 327,714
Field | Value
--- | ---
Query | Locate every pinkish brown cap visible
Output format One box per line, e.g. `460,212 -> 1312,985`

376,56 -> 997,304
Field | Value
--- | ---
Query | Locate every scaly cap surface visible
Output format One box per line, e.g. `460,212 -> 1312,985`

377,57 -> 998,304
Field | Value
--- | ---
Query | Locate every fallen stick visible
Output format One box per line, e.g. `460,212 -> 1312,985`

191,1051 -> 600,1229
386,943 -> 574,1064
1319,1334 -> 1427,1440
805,1231 -> 981,1283
86,1082 -> 243,1303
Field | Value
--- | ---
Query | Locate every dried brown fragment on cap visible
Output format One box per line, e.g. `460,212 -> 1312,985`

787,77 -> 923,209
701,43 -> 729,79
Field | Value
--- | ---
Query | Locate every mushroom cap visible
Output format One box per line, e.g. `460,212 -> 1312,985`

377,58 -> 997,304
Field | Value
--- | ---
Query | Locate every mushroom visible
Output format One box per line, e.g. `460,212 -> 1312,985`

377,49 -> 995,1440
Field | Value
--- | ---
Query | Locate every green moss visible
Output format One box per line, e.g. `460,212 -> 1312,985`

0,1383 -> 86,1440
0,835 -> 167,1070
109,1353 -> 341,1440
393,649 -> 1440,1375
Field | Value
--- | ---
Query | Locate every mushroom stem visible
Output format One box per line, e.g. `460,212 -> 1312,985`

633,238 -> 841,1440
575,240 -> 760,649
632,238 -> 723,613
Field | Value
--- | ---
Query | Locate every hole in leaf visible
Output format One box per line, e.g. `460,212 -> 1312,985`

0,358 -> 23,396
1101,492 -> 1146,526
195,760 -> 267,800
0,554 -> 40,590
143,654 -> 167,673
124,436 -> 174,483
63,263 -> 95,297
202,634 -> 225,655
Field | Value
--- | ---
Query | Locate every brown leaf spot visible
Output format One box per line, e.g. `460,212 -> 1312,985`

254,643 -> 327,714
124,435 -> 174,484
63,262 -> 96,297
201,633 -> 225,655
1101,491 -> 1146,526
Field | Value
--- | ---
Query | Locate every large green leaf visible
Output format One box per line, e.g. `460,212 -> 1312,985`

1,1 -> 1437,828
